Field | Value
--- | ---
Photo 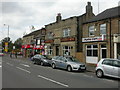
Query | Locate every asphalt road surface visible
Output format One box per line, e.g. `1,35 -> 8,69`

2,55 -> 119,88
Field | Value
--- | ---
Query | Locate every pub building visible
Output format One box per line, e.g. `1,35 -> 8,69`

45,2 -> 95,59
82,6 -> 120,64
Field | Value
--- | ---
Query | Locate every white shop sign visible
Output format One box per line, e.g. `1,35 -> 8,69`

82,35 -> 105,42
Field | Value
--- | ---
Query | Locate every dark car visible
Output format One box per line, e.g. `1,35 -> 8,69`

31,54 -> 51,66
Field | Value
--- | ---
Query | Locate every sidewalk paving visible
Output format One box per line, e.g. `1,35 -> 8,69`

86,65 -> 96,73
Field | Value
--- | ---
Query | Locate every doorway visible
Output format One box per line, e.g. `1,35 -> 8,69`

101,44 -> 107,59
56,46 -> 59,56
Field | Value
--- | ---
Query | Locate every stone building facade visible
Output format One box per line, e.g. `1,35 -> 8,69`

22,30 -> 42,57
45,2 -> 95,60
82,6 -> 120,64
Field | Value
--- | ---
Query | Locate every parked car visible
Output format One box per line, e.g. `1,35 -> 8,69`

0,53 -> 4,56
31,54 -> 51,66
95,58 -> 120,79
51,56 -> 86,72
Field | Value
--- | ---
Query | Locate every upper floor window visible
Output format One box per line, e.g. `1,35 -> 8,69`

89,26 -> 95,36
63,28 -> 70,37
100,23 -> 106,35
47,32 -> 54,39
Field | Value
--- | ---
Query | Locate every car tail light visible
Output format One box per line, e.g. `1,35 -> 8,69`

96,64 -> 98,67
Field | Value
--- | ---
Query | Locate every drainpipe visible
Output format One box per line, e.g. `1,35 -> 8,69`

109,18 -> 112,58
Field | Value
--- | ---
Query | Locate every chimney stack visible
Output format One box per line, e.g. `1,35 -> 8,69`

56,13 -> 62,23
86,2 -> 93,14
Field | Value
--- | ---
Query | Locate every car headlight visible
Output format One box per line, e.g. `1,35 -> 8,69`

43,60 -> 48,62
72,65 -> 79,68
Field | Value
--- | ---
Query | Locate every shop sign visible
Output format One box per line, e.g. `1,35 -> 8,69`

45,40 -> 54,43
61,37 -> 75,42
82,35 -> 106,42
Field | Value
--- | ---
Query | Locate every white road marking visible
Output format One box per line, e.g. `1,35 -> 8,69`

84,74 -> 93,78
20,64 -> 30,67
16,67 -> 31,73
102,79 -> 115,83
38,75 -> 69,87
6,63 -> 13,66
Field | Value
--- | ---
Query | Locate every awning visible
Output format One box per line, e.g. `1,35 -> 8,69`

33,45 -> 44,50
22,45 -> 33,49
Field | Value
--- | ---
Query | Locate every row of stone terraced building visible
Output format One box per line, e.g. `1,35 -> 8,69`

22,2 -> 120,65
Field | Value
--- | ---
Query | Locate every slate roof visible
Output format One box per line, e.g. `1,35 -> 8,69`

85,6 -> 120,23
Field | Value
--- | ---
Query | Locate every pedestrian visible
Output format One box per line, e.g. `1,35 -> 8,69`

15,52 -> 17,58
10,52 -> 12,58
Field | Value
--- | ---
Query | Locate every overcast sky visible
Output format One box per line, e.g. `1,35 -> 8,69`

0,0 -> 120,42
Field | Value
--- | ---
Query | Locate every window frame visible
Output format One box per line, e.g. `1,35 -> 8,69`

63,28 -> 71,37
89,25 -> 95,36
63,46 -> 71,56
100,23 -> 107,35
86,45 -> 98,57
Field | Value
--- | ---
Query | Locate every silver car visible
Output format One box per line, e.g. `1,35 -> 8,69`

96,58 -> 120,78
51,56 -> 86,72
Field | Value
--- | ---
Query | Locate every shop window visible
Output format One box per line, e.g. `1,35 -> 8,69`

63,28 -> 70,37
86,45 -> 98,57
47,46 -> 53,55
89,26 -> 95,36
100,23 -> 106,35
63,46 -> 71,55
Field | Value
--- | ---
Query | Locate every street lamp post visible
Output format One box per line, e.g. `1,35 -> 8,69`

4,24 -> 9,53
4,24 -> 9,41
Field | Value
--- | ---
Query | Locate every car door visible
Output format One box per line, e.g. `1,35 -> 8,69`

112,60 -> 120,78
53,56 -> 61,68
102,60 -> 113,76
59,57 -> 67,69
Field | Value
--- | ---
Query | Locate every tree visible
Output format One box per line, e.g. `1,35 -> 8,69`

1,37 -> 13,52
14,38 -> 23,50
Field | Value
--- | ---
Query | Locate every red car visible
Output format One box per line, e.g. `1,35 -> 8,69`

0,53 -> 4,56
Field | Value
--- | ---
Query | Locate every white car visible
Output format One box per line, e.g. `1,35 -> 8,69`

95,58 -> 120,79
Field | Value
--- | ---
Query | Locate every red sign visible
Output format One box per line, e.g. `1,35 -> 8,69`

22,45 -> 33,49
45,40 -> 54,43
33,45 -> 44,49
61,37 -> 75,42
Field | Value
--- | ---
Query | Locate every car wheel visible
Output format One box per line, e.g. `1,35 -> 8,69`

96,70 -> 103,78
33,61 -> 36,64
52,63 -> 56,69
40,62 -> 44,66
67,66 -> 72,72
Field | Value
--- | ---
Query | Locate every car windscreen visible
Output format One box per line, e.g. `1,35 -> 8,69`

67,57 -> 79,62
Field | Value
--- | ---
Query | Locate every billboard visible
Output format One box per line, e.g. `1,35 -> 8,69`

5,42 -> 8,52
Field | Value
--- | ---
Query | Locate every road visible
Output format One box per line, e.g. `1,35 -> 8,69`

2,55 -> 119,88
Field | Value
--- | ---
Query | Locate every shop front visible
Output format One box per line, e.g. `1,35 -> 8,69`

113,34 -> 120,59
21,44 -> 33,58
82,35 -> 107,64
33,45 -> 45,55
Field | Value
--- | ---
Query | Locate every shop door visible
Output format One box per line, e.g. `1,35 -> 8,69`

101,48 -> 107,58
56,46 -> 59,56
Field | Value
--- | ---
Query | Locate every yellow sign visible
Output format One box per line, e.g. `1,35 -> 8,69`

5,42 -> 8,52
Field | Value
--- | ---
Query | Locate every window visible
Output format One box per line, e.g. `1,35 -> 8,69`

63,28 -> 70,37
47,32 -> 54,39
102,60 -> 112,66
47,46 -> 53,55
100,24 -> 106,35
89,26 -> 95,36
63,46 -> 71,55
86,45 -> 98,57
113,60 -> 120,67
